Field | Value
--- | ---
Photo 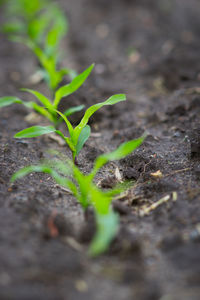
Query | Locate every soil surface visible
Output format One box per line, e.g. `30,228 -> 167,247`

0,0 -> 200,299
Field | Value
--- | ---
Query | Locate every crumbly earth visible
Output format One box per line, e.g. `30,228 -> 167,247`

0,0 -> 200,299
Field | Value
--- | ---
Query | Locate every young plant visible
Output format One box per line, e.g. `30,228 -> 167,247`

4,0 -> 48,19
24,4 -> 76,89
2,0 -> 76,90
0,64 -> 94,127
14,93 -> 126,162
11,136 -> 145,256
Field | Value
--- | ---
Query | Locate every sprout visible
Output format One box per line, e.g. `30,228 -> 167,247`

15,93 -> 126,161
11,136 -> 145,256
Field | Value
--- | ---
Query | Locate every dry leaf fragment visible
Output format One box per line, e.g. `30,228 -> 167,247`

48,133 -> 66,146
25,112 -> 43,123
65,237 -> 83,252
54,184 -> 73,194
140,194 -> 170,216
115,167 -> 123,183
28,70 -> 43,85
75,280 -> 88,292
172,191 -> 178,201
90,132 -> 102,138
150,170 -> 163,178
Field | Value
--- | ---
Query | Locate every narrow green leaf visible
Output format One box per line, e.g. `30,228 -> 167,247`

54,64 -> 94,107
46,17 -> 67,50
11,163 -> 71,189
66,138 -> 76,153
45,6 -> 67,51
73,94 -> 126,143
53,130 -> 75,151
50,170 -> 75,191
23,101 -> 55,123
2,21 -> 25,34
55,130 -> 66,141
28,11 -> 51,42
71,165 -> 91,208
21,88 -> 53,108
31,43 -> 47,67
94,136 -> 145,172
14,125 -> 56,138
63,105 -> 85,117
61,68 -> 77,80
11,165 -> 52,182
76,125 -> 91,156
0,96 -> 23,108
56,105 -> 85,126
55,110 -> 74,138
88,210 -> 119,256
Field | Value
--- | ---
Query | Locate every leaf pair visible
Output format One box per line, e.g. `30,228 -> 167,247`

0,64 -> 94,127
11,136 -> 145,256
15,93 -> 126,161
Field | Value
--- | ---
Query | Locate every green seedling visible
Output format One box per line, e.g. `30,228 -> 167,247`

3,0 -> 76,90
14,93 -> 126,162
11,136 -> 145,256
4,0 -> 48,19
24,5 -> 76,89
0,0 -> 7,5
0,64 -> 94,127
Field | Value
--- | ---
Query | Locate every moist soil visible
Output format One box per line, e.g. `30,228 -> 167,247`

0,0 -> 200,299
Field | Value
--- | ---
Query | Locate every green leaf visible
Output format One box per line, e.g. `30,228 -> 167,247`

11,165 -> 52,182
77,94 -> 126,129
0,96 -> 23,108
73,94 -> 126,144
0,96 -> 53,122
56,105 -> 85,125
54,64 -> 94,107
29,45 -> 56,88
94,136 -> 145,172
55,110 -> 74,138
63,104 -> 85,117
45,5 -> 67,49
24,101 -> 55,123
71,164 -> 91,208
76,125 -> 91,156
11,163 -> 71,188
31,43 -> 48,67
14,125 -> 56,138
55,129 -> 66,141
61,68 -> 77,80
88,210 -> 119,256
46,17 -> 67,51
27,12 -> 50,42
53,130 -> 75,152
21,88 -> 53,108
2,21 -> 25,34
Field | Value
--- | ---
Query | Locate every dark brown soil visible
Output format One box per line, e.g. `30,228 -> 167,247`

0,0 -> 200,299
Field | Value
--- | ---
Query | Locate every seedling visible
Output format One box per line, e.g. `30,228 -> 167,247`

4,0 -> 47,19
11,136 -> 145,256
24,5 -> 76,89
0,64 -> 94,127
14,93 -> 126,162
2,0 -> 76,90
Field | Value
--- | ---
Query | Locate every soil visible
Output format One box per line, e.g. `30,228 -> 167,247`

0,0 -> 200,299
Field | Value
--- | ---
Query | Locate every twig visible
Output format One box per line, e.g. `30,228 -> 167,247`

54,184 -> 73,194
140,194 -> 171,216
165,167 -> 191,177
